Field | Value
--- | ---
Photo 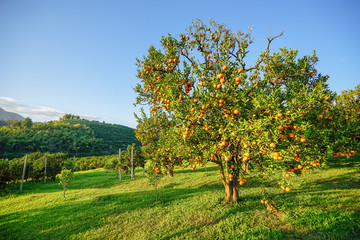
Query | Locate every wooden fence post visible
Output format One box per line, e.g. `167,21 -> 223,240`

27,164 -> 31,180
44,156 -> 47,183
20,154 -> 28,192
131,145 -> 134,180
119,148 -> 122,181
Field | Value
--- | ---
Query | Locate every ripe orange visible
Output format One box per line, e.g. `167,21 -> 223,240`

222,65 -> 228,71
270,143 -> 276,148
300,137 -> 306,143
233,109 -> 239,114
285,187 -> 291,192
240,179 -> 247,185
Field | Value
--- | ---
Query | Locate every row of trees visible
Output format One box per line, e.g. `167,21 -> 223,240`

134,19 -> 359,204
0,144 -> 145,189
0,152 -> 69,189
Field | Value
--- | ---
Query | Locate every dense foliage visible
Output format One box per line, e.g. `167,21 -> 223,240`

0,152 -> 68,189
0,115 -> 140,159
75,155 -> 116,171
134,19 -> 359,204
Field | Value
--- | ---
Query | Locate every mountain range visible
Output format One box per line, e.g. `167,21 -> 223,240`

0,107 -> 25,121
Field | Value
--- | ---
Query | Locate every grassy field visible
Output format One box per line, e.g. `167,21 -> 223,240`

0,156 -> 359,240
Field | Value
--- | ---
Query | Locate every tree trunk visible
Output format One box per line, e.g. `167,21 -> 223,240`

222,176 -> 239,203
155,174 -> 158,202
215,158 -> 240,203
63,186 -> 66,198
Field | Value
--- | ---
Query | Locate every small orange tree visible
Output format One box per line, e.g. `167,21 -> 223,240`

134,19 -> 357,204
135,109 -> 184,177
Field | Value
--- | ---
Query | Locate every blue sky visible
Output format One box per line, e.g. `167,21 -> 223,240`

0,0 -> 359,128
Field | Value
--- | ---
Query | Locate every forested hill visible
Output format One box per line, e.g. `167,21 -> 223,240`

0,115 -> 140,159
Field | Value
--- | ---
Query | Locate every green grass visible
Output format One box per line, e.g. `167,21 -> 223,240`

1,156 -> 359,240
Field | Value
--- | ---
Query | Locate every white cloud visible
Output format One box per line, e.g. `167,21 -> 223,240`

0,97 -> 64,121
79,114 -> 110,123
0,97 -> 17,103
0,96 -> 109,123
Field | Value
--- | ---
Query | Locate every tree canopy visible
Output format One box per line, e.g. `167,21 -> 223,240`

134,19 -> 359,204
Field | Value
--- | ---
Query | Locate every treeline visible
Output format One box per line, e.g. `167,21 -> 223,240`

0,152 -> 69,188
0,115 -> 140,159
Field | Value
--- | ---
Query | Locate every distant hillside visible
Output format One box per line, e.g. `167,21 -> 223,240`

0,107 -> 24,121
63,117 -> 141,155
0,115 -> 140,159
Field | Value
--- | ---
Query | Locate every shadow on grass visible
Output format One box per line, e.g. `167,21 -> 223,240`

325,154 -> 360,169
0,186 -> 216,240
305,171 -> 360,190
160,194 -> 265,240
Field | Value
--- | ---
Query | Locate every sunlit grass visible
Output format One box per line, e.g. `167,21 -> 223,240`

1,156 -> 359,239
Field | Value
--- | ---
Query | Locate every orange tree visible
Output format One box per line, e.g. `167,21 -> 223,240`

134,19 -> 357,204
330,84 -> 360,158
135,109 -> 184,177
